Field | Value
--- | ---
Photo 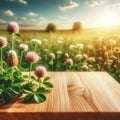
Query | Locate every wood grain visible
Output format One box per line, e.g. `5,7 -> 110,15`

0,72 -> 120,119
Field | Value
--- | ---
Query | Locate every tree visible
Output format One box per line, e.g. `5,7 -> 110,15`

72,21 -> 82,32
45,23 -> 57,33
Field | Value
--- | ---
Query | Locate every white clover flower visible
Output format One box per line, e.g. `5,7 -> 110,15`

57,40 -> 63,44
75,54 -> 82,60
19,43 -> 28,51
87,45 -> 93,49
57,51 -> 63,54
69,45 -> 77,50
108,39 -> 116,45
76,43 -> 84,49
31,38 -> 42,45
88,57 -> 96,63
43,39 -> 48,42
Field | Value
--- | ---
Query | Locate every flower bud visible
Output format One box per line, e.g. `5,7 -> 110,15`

7,50 -> 18,66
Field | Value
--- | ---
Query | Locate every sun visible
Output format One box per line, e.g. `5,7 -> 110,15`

101,11 -> 117,26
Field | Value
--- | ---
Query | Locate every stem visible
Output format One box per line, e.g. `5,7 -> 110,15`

38,78 -> 41,88
52,64 -> 53,71
29,62 -> 33,82
100,58 -> 107,71
12,33 -> 14,50
0,48 -> 3,74
12,67 -> 14,81
35,44 -> 37,52
20,51 -> 24,66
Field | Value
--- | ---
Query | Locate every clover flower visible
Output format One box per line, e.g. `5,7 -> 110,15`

69,45 -> 77,50
7,50 -> 18,66
57,40 -> 63,44
25,52 -> 40,63
57,51 -> 63,55
7,22 -> 19,33
64,53 -> 69,59
76,43 -> 84,49
75,54 -> 82,60
49,53 -> 55,59
19,44 -> 28,51
87,57 -> 95,63
31,39 -> 42,45
0,37 -> 7,48
81,65 -> 89,71
108,39 -> 116,45
34,66 -> 47,78
82,54 -> 88,60
66,59 -> 73,66
114,47 -> 120,54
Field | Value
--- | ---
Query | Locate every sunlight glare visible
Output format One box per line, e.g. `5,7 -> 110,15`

101,11 -> 117,26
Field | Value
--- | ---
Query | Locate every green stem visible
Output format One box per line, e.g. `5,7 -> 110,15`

29,62 -> 33,82
0,48 -> 3,74
51,60 -> 53,71
12,67 -> 14,81
38,78 -> 41,88
20,51 -> 24,66
12,33 -> 14,50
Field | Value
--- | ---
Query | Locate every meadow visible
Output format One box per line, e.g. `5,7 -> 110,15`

0,25 -> 120,82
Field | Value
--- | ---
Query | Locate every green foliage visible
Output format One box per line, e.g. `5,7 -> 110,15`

72,21 -> 82,32
45,23 -> 57,33
24,76 -> 52,103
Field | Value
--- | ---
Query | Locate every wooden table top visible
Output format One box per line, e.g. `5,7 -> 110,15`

0,72 -> 120,120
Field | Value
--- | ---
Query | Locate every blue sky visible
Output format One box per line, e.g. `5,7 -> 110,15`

0,0 -> 120,29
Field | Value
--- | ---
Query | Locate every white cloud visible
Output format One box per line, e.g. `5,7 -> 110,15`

87,0 -> 104,7
18,0 -> 27,5
27,12 -> 39,17
60,0 -> 79,11
0,19 -> 6,24
4,9 -> 14,16
14,17 -> 27,21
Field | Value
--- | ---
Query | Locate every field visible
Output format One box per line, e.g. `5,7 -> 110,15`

0,25 -> 120,82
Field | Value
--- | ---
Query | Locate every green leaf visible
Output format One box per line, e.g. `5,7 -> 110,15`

31,76 -> 36,80
23,75 -> 29,79
49,60 -> 53,65
34,94 -> 46,103
15,33 -> 21,37
2,91 -> 11,103
14,77 -> 25,83
10,85 -> 21,94
44,82 -> 53,88
0,89 -> 3,94
23,87 -> 34,94
43,76 -> 50,83
4,80 -> 12,89
36,87 -> 50,94
24,94 -> 34,103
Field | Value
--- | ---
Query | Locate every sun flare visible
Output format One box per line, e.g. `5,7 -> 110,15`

101,11 -> 117,26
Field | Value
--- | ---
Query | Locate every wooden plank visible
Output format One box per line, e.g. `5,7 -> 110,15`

0,72 -> 120,119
